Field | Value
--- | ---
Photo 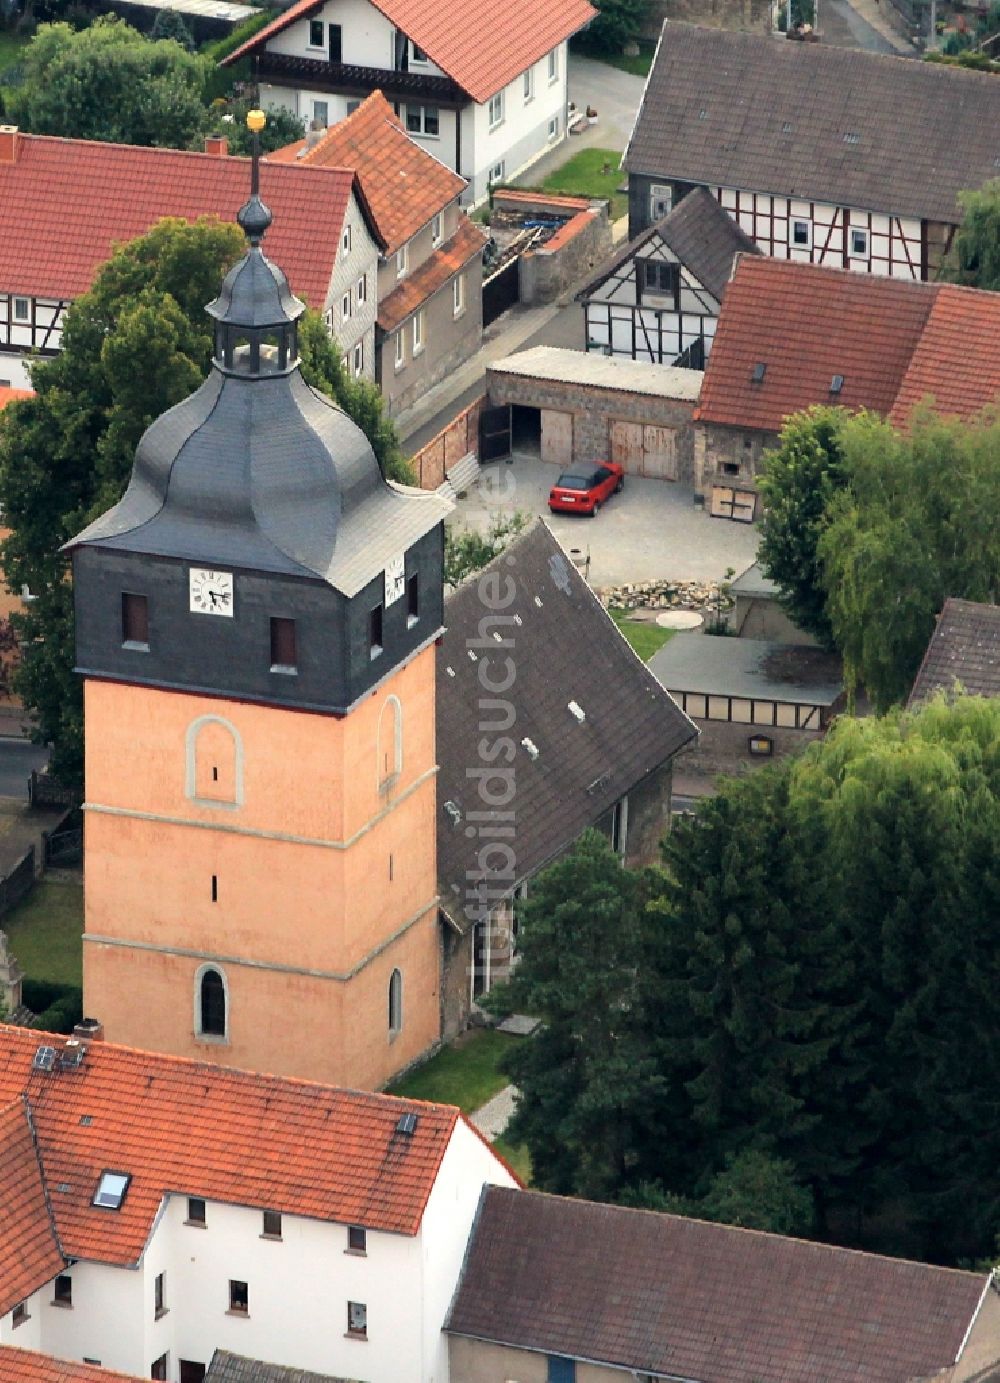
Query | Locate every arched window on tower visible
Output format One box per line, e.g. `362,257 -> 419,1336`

196,965 -> 228,1040
377,695 -> 403,793
185,715 -> 244,809
388,968 -> 403,1038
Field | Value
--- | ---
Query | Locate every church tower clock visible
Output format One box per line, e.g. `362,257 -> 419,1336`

66,116 -> 450,1089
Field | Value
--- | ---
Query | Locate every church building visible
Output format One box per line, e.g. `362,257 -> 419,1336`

65,121 -> 451,1090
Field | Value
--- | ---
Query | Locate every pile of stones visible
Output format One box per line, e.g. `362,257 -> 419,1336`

597,579 -> 733,613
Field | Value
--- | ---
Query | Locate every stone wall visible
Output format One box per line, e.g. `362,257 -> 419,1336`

694,421 -> 779,503
519,204 -> 614,305
680,716 -> 823,778
410,395 -> 485,491
642,0 -> 773,38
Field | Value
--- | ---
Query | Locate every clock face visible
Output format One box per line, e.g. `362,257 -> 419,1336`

189,567 -> 234,618
385,554 -> 406,607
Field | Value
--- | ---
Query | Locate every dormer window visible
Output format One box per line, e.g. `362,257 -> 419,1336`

93,1170 -> 131,1210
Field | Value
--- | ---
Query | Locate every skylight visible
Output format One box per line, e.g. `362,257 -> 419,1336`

843,131 -> 860,145
751,362 -> 767,384
830,374 -> 845,395
92,1170 -> 131,1210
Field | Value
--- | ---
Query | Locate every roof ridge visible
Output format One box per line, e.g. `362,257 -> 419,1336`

21,1092 -> 67,1263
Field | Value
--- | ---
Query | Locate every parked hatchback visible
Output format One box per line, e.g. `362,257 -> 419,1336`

548,461 -> 624,517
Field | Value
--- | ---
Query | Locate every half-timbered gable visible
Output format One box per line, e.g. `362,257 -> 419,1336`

624,23 -> 1000,281
578,186 -> 759,365
0,126 -> 381,389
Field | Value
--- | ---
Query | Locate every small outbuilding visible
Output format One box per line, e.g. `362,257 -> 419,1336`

728,561 -> 817,646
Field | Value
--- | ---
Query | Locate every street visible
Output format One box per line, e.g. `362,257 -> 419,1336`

0,738 -> 49,800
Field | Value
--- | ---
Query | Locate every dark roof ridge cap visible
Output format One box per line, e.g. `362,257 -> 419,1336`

493,1183 -> 992,1281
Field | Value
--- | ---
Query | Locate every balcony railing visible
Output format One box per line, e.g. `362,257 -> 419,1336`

255,52 -> 467,105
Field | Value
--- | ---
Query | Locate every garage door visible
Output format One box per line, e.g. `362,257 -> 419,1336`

610,421 -> 678,479
541,409 -> 573,465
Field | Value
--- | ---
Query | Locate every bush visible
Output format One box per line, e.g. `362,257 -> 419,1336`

23,979 -> 83,1034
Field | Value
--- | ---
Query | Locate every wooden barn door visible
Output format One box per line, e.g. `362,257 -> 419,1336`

610,420 -> 643,472
541,409 -> 573,465
641,425 -> 677,479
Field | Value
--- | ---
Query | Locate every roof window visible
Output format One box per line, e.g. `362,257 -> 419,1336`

568,700 -> 586,723
751,361 -> 767,384
93,1170 -> 131,1210
830,374 -> 845,395
843,131 -> 860,144
396,1112 -> 418,1136
521,737 -> 540,760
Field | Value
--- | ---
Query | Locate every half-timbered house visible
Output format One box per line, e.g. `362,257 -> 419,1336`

576,186 -> 759,366
624,23 -> 1000,281
0,125 -> 382,390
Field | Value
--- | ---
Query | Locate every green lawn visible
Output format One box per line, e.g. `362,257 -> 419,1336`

4,880 -> 83,988
494,1135 -> 532,1184
611,609 -> 675,662
387,1027 -> 518,1112
542,147 -> 628,220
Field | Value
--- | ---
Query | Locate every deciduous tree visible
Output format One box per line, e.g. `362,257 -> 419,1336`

946,179 -> 1000,291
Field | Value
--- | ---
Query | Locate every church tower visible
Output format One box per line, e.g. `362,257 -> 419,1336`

66,117 -> 450,1089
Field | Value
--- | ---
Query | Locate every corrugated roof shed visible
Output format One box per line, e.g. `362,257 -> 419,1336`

624,22 -> 1000,224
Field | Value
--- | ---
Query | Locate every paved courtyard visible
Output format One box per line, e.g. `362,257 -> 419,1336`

449,451 -> 759,587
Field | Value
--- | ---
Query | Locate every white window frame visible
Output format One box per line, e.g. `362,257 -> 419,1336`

353,341 -> 363,378
412,309 -> 425,355
342,224 -> 351,256
791,219 -> 812,249
453,273 -> 464,317
849,227 -> 869,260
547,115 -> 559,143
12,297 -> 29,322
357,273 -> 367,304
409,39 -> 428,64
523,67 -> 534,103
548,47 -> 559,82
394,330 -> 405,370
488,92 -> 504,130
311,99 -> 328,127
342,292 -> 352,320
650,184 -> 672,220
432,213 -> 443,246
397,243 -> 409,278
488,160 -> 505,186
405,104 -> 439,138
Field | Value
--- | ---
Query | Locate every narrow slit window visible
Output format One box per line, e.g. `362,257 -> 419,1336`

407,573 -> 419,625
370,604 -> 384,659
211,874 -> 218,903
270,617 -> 297,672
122,592 -> 149,647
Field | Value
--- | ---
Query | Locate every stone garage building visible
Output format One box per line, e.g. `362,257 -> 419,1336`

486,345 -> 701,480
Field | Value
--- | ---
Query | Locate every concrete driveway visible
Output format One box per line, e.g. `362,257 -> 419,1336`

449,451 -> 759,588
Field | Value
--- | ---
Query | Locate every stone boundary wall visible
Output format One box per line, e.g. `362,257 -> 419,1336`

409,396 -> 485,491
491,189 -> 614,307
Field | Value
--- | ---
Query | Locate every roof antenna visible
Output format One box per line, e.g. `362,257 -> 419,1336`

237,108 -> 272,247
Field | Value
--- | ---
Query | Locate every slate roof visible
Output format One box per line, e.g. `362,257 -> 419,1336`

0,1097 -> 65,1316
226,0 -> 596,103
206,1352 -> 356,1383
447,1186 -> 993,1382
908,598 -> 1000,705
624,22 -> 1000,224
267,91 -> 466,256
578,186 -> 759,303
435,522 -> 696,924
378,217 -> 487,331
889,284 -> 1000,428
0,1348 -> 146,1383
0,132 -> 365,307
649,633 -> 844,706
0,1024 -> 470,1291
696,256 -> 936,432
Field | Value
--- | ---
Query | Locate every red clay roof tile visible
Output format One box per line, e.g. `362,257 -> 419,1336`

378,217 -> 486,332
226,0 -> 596,103
698,256 -> 938,432
0,388 -> 33,409
0,1346 -> 145,1383
0,134 -> 359,307
0,1097 -> 65,1316
889,284 -> 1000,429
268,92 -> 465,255
0,1026 -> 461,1282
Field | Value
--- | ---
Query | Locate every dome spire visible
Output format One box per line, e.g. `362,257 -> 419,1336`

237,107 -> 272,246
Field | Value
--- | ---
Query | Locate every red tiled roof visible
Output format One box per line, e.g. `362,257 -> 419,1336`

889,284 -> 1000,428
0,1347 -> 145,1383
0,388 -> 33,410
378,216 -> 486,331
697,256 -> 938,432
0,1098 -> 65,1316
494,189 -> 591,213
226,0 -> 596,102
540,209 -> 596,254
448,1187 -> 992,1383
0,1026 -> 464,1282
0,133 -> 360,307
268,92 -> 465,255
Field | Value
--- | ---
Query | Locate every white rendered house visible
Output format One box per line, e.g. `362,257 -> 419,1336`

225,0 -> 595,205
0,1027 -> 518,1382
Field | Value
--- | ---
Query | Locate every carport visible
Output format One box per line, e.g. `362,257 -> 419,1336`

485,346 -> 702,482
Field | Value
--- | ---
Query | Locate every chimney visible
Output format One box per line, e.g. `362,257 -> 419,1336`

204,135 -> 228,157
74,1017 -> 104,1042
0,126 -> 21,165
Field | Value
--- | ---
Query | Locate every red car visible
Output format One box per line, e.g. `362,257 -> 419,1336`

548,461 -> 624,517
